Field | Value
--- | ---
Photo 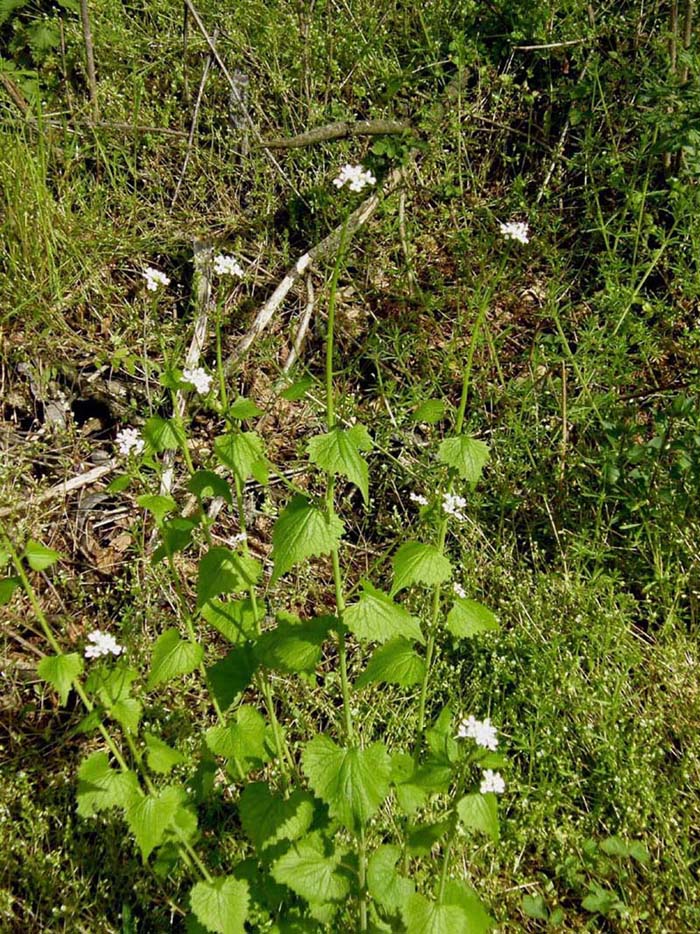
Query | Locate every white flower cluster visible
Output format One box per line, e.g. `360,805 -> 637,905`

84,629 -> 124,659
480,769 -> 506,794
442,491 -> 467,520
409,492 -> 428,507
453,581 -> 467,599
456,715 -> 499,750
214,253 -> 244,277
498,220 -> 530,245
182,367 -> 213,396
143,266 -> 170,291
230,531 -> 247,548
333,163 -> 376,192
115,427 -> 144,456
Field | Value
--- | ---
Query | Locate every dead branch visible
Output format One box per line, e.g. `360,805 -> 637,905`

223,163 -> 408,377
0,461 -> 116,519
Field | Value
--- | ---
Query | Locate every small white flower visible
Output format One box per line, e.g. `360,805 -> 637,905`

410,492 -> 428,507
143,266 -> 171,291
229,531 -> 247,548
453,582 -> 467,599
182,366 -> 213,396
480,769 -> 506,794
115,427 -> 144,456
456,715 -> 499,750
333,163 -> 376,193
214,253 -> 244,277
84,629 -> 124,660
442,492 -> 467,520
498,220 -> 530,245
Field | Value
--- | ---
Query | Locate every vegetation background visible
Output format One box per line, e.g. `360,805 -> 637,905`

1,0 -> 699,930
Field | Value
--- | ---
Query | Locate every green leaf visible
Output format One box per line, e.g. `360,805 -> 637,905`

228,397 -> 263,420
214,431 -> 268,484
143,416 -> 185,452
522,894 -> 549,920
457,793 -> 499,842
307,424 -> 372,502
271,496 -> 344,582
107,473 -> 131,493
354,639 -> 425,689
152,518 -> 196,564
406,820 -> 450,856
413,399 -> 446,423
76,751 -> 139,817
37,653 -> 83,705
239,782 -> 315,852
110,697 -> 143,734
344,581 -> 424,645
402,881 -> 494,934
200,597 -> 261,644
125,785 -> 182,860
302,736 -> 391,831
391,542 -> 452,595
254,616 -> 334,674
205,706 -> 267,769
599,836 -> 649,864
280,376 -> 314,401
0,577 -> 20,605
271,832 -> 350,904
206,644 -> 259,710
24,539 -> 62,571
581,884 -> 624,915
86,665 -> 138,706
437,435 -> 489,482
190,877 -> 249,934
147,629 -> 203,689
197,547 -> 261,607
367,845 -> 415,914
137,494 -> 177,525
446,598 -> 498,639
391,752 -> 428,815
188,470 -> 233,504
145,734 -> 184,774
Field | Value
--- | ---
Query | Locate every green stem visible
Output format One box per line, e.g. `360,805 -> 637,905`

358,824 -> 368,932
325,213 -> 355,743
413,251 -> 510,760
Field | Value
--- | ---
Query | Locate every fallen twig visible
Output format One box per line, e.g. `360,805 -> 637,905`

260,119 -> 412,149
0,461 -> 116,519
224,163 -> 408,377
283,273 -> 316,374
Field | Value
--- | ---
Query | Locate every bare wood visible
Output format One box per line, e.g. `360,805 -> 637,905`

0,72 -> 29,114
0,461 -> 116,519
260,119 -> 412,149
79,0 -> 100,119
283,273 -> 316,374
223,164 -> 407,377
514,38 -> 589,51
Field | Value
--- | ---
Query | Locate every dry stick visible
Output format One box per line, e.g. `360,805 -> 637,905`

260,118 -> 412,149
79,0 -> 99,119
223,164 -> 407,377
0,461 -> 116,520
182,0 -> 303,200
172,30 -> 218,208
283,273 -> 316,374
159,240 -> 214,498
0,72 -> 29,114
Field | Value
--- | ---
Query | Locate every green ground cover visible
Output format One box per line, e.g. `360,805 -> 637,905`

1,0 -> 699,931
